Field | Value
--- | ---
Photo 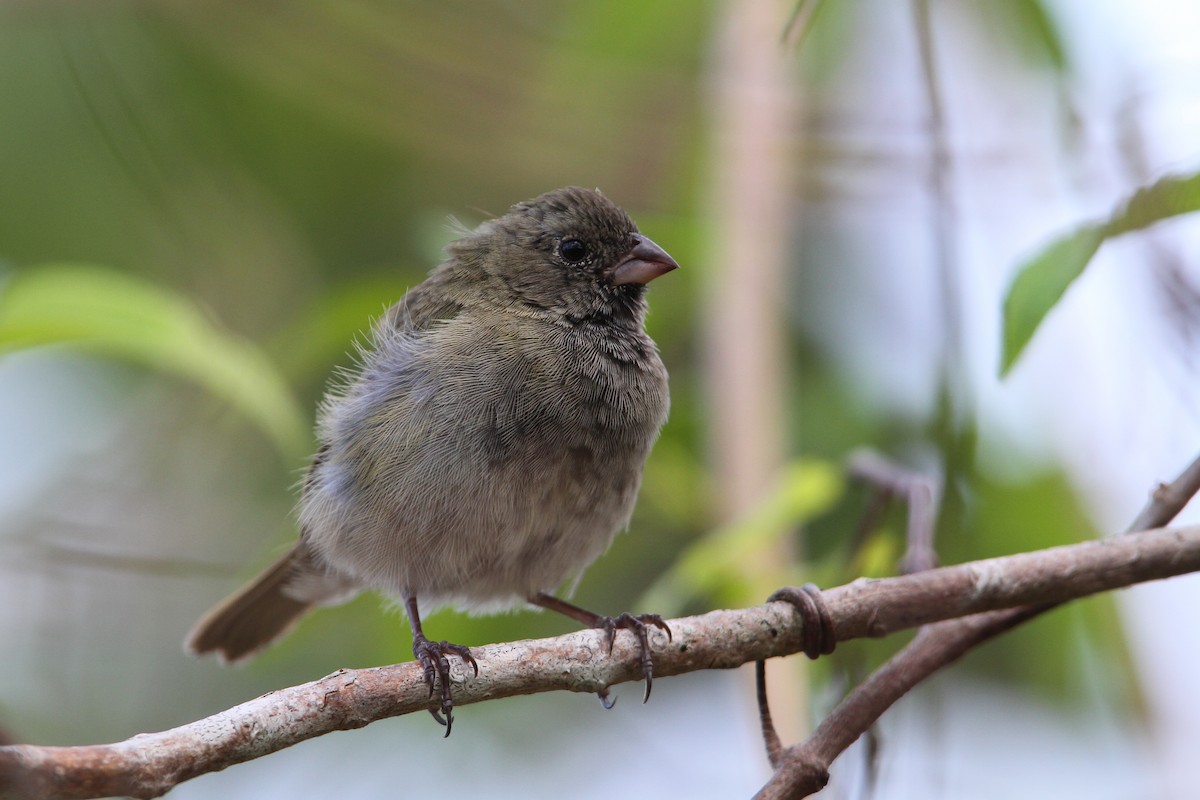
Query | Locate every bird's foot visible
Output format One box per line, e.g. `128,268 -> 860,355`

412,634 -> 478,736
594,612 -> 672,703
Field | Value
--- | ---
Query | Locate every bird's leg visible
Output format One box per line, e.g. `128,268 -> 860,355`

403,593 -> 478,737
529,592 -> 671,703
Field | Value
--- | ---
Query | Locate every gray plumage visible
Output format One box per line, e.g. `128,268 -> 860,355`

186,187 -> 676,677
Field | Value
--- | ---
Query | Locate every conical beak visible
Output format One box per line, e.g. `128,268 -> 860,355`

609,234 -> 679,286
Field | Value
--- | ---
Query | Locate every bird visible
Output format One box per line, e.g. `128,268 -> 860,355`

185,186 -> 678,734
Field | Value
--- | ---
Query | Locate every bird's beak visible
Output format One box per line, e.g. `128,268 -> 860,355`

609,234 -> 679,286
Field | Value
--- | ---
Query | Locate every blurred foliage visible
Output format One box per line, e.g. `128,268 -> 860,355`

792,0 -> 1068,87
981,0 -> 1068,71
1002,171 -> 1200,375
0,0 -> 720,696
942,471 -> 1138,707
0,0 -> 1164,763
0,264 -> 308,457
640,459 -> 844,615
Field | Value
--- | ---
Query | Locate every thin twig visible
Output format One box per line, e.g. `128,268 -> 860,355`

757,660 -> 785,767
1127,452 -> 1200,532
846,449 -> 943,572
755,608 -> 1040,800
912,0 -> 967,412
755,450 -> 943,783
757,452 -> 1200,798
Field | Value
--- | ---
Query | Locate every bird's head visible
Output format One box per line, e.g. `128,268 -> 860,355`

448,186 -> 678,325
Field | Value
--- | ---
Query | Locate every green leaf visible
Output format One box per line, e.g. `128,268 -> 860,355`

0,264 -> 308,457
1107,171 -> 1200,235
1004,0 -> 1068,71
1000,171 -> 1200,376
1000,226 -> 1105,375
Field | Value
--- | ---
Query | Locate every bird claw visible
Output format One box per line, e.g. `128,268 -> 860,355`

594,612 -> 671,703
597,687 -> 617,710
412,635 -> 477,737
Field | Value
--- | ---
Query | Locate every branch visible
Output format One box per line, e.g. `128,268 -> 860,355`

5,523 -> 1200,799
846,448 -> 942,573
756,451 -> 1200,798
1127,452 -> 1200,532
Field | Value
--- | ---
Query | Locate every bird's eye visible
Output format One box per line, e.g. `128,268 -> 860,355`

558,238 -> 589,264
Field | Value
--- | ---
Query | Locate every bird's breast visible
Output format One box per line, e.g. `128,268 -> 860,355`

300,312 -> 668,601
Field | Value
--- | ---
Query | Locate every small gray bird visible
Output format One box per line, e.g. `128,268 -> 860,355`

186,186 -> 677,733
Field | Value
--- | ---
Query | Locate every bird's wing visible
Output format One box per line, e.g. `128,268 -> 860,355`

381,271 -> 466,333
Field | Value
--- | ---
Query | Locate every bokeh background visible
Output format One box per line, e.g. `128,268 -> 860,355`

3,1 -> 1200,797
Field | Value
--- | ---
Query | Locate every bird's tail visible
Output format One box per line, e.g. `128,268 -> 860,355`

185,543 -> 354,663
